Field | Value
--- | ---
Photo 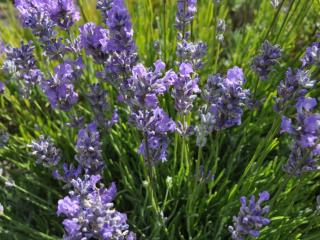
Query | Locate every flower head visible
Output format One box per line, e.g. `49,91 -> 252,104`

3,41 -> 43,96
228,191 -> 270,240
57,175 -> 135,239
252,40 -> 282,80
49,0 -> 80,29
301,42 -> 320,67
172,62 -> 200,114
75,123 -> 104,175
79,22 -> 109,63
203,67 -> 249,130
29,135 -> 61,168
281,97 -> 320,176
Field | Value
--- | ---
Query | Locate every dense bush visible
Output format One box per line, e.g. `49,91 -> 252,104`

0,0 -> 320,239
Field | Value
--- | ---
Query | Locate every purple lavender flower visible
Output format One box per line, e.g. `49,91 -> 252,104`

57,175 -> 135,239
203,66 -> 249,130
252,40 -> 282,80
228,191 -> 270,240
98,0 -> 138,85
281,97 -> 320,176
87,83 -> 118,128
53,163 -> 82,184
43,38 -> 67,60
176,40 -> 207,70
15,1 -> 79,60
198,165 -> 215,182
0,82 -> 4,94
275,68 -> 314,112
66,115 -> 85,128
41,58 -> 82,110
79,22 -> 109,63
125,61 -> 176,162
75,123 -> 104,175
301,42 -> 320,67
49,0 -> 80,29
43,81 -> 78,111
3,41 -> 43,96
216,19 -> 226,42
126,61 -> 175,108
16,0 -> 79,31
176,0 -> 197,35
131,107 -> 176,163
15,0 -> 56,40
172,62 -> 200,114
175,0 -> 206,69
29,135 -> 61,168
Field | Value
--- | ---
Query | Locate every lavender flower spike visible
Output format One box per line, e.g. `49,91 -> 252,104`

228,191 -> 270,240
29,135 -> 61,168
79,22 -> 109,63
57,175 -> 135,239
172,62 -> 200,114
49,0 -> 80,29
301,41 -> 320,68
176,0 -> 197,36
3,41 -> 43,96
281,97 -> 320,176
75,123 -> 104,174
203,67 -> 249,130
41,58 -> 82,111
98,0 -> 138,81
252,40 -> 282,80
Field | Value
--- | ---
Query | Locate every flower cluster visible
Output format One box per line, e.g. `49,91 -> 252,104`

53,163 -> 82,184
15,0 -> 80,59
176,39 -> 207,70
172,62 -> 201,114
15,0 -> 79,31
176,0 -> 197,34
132,107 -> 176,163
79,22 -> 109,64
252,40 -> 282,80
49,0 -> 80,30
41,58 -> 82,111
75,123 -> 104,175
175,0 -> 206,69
228,191 -> 270,240
205,67 -> 249,130
216,19 -> 226,42
97,0 -> 138,86
275,68 -> 314,112
2,41 -> 43,96
57,175 -> 135,240
29,135 -> 61,168
301,41 -> 320,67
127,61 -> 176,163
281,97 -> 320,176
196,67 -> 249,147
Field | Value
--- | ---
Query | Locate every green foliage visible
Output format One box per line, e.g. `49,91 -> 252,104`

0,0 -> 320,239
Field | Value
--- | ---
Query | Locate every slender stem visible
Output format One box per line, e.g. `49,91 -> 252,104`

1,214 -> 59,240
269,175 -> 290,209
214,43 -> 220,73
196,147 -> 202,178
212,131 -> 220,175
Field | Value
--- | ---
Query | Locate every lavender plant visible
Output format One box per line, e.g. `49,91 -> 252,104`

0,0 -> 319,239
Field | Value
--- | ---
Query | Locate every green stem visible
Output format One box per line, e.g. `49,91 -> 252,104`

1,214 -> 59,240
